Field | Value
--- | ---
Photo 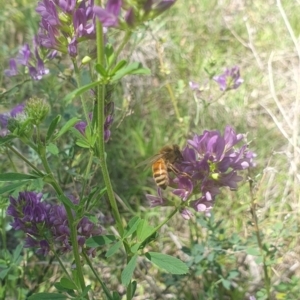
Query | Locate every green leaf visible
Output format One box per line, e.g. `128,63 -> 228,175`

76,140 -> 90,148
131,281 -> 137,298
130,243 -> 141,254
95,63 -> 108,77
145,252 -> 188,275
105,43 -> 115,65
0,181 -> 30,195
58,195 -> 76,210
12,243 -> 23,262
86,235 -> 117,247
46,115 -> 61,142
110,60 -> 127,75
28,293 -> 67,300
60,277 -> 77,290
81,285 -> 92,298
53,117 -> 80,141
111,62 -> 150,82
0,173 -> 39,181
228,270 -> 239,280
106,240 -> 122,258
0,268 -> 10,280
221,278 -> 231,290
53,282 -> 69,293
129,67 -> 151,75
121,254 -> 138,286
0,135 -> 15,146
47,143 -> 59,155
71,128 -> 91,148
62,81 -> 101,104
136,219 -> 155,242
112,291 -> 121,300
246,247 -> 261,256
123,216 -> 141,238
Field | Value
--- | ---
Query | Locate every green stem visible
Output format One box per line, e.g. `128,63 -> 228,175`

72,59 -> 91,127
210,90 -> 227,104
126,281 -> 132,300
95,6 -> 123,236
43,238 -> 75,286
140,208 -> 178,245
38,146 -> 87,296
6,147 -> 18,172
83,251 -> 113,300
6,145 -> 43,176
248,174 -> 271,299
1,210 -> 7,251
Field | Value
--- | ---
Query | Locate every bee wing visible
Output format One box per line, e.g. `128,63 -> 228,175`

136,153 -> 163,169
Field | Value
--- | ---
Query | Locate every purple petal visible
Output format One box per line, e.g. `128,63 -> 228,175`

4,59 -> 18,77
189,81 -> 200,91
93,5 -> 119,27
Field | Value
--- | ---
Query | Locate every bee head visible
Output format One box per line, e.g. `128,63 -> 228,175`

172,144 -> 184,162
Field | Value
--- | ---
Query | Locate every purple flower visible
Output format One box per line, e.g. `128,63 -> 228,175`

0,103 -> 25,136
146,188 -> 169,207
7,192 -> 51,244
4,59 -> 18,77
75,103 -> 114,142
180,208 -> 193,220
5,43 -> 49,81
146,125 -> 255,217
74,121 -> 88,135
172,176 -> 193,201
16,44 -> 31,66
125,8 -> 135,27
68,38 -> 78,57
189,81 -> 200,91
36,240 -> 51,256
104,114 -> 113,142
57,0 -> 77,13
73,7 -> 95,38
36,0 -> 60,26
49,202 -> 103,253
7,191 -> 104,256
93,0 -> 122,27
10,104 -> 25,117
213,66 -> 243,91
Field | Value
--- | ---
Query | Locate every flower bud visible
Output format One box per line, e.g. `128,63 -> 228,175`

25,97 -> 50,125
82,56 -> 92,64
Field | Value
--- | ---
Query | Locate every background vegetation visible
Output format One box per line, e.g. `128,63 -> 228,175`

1,0 -> 300,299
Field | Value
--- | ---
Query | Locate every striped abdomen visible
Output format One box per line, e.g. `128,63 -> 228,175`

152,158 -> 169,189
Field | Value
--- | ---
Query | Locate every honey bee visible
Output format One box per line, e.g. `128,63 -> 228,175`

139,144 -> 184,189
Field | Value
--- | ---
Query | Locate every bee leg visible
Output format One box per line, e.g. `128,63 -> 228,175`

168,164 -> 192,179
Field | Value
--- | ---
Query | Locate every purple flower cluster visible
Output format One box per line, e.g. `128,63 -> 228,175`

75,102 -> 114,142
4,43 -> 49,80
7,192 -> 103,256
5,0 -> 177,80
189,66 -> 243,95
213,66 -> 244,91
36,0 -> 96,54
146,126 -> 256,219
0,104 -> 25,137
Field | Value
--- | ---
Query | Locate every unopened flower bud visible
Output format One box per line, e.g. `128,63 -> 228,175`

25,97 -> 50,125
82,56 -> 92,64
